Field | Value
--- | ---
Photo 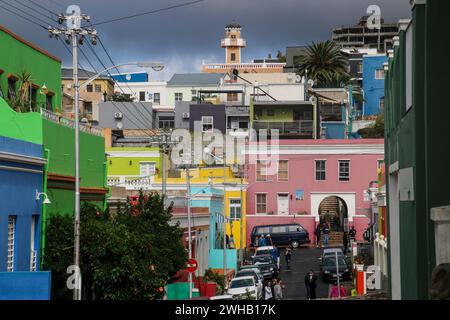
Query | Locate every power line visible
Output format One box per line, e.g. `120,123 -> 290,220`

0,0 -> 52,28
24,0 -> 58,16
14,0 -> 55,20
91,0 -> 205,26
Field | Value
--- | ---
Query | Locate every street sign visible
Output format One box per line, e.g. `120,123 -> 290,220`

187,259 -> 198,273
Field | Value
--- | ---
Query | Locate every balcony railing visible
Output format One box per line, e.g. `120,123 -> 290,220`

41,108 -> 103,137
107,175 -> 154,189
202,62 -> 286,70
252,120 -> 313,137
221,38 -> 246,47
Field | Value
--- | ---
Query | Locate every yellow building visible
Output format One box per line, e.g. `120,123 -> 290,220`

152,165 -> 248,249
61,68 -> 115,121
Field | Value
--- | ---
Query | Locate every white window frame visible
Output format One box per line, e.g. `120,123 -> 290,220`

201,116 -> 214,132
375,69 -> 385,80
357,62 -> 363,74
175,92 -> 183,102
277,192 -> 290,215
277,159 -> 289,181
256,160 -> 268,181
139,161 -> 156,177
229,198 -> 242,221
7,216 -> 16,272
377,159 -> 384,170
338,159 -> 351,182
30,215 -> 37,271
315,159 -> 326,181
255,193 -> 267,214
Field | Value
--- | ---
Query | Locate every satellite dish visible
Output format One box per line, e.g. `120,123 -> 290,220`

126,74 -> 132,81
307,79 -> 315,86
116,121 -> 123,130
295,75 -> 301,83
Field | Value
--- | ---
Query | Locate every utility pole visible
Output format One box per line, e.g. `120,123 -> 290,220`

223,144 -> 227,288
48,6 -> 97,301
239,173 -> 244,267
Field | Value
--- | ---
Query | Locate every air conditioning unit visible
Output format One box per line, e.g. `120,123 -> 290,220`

230,122 -> 239,129
182,112 -> 190,119
114,112 -> 123,119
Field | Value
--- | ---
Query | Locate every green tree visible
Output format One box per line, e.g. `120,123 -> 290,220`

44,192 -> 187,300
5,71 -> 33,113
276,50 -> 286,63
111,92 -> 134,102
295,40 -> 350,87
357,114 -> 384,138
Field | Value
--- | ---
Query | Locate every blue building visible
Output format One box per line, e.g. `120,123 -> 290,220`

111,72 -> 149,83
362,54 -> 388,116
0,136 -> 51,300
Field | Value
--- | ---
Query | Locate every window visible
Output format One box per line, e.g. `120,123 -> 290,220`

46,94 -> 53,111
201,116 -> 213,132
339,160 -> 350,181
315,160 -> 326,181
288,225 -> 302,232
357,62 -> 363,74
227,92 -> 238,101
256,226 -> 270,234
84,102 -> 93,115
256,160 -> 268,181
230,53 -> 236,61
267,109 -> 275,116
140,162 -> 156,177
377,159 -> 384,169
375,69 -> 384,80
30,87 -> 37,111
379,97 -> 385,111
153,93 -> 160,105
30,215 -> 38,271
231,34 -> 236,39
256,194 -> 267,214
7,77 -> 17,100
175,92 -> 183,102
139,91 -> 146,101
278,160 -> 289,181
271,226 -> 286,233
191,89 -> 197,96
95,84 -> 102,92
86,84 -> 93,92
159,116 -> 175,129
7,216 -> 16,272
229,199 -> 241,220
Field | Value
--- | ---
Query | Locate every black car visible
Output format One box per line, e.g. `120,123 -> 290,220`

251,223 -> 310,248
320,256 -> 351,282
252,254 -> 277,279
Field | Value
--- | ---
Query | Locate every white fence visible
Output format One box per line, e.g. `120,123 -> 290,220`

41,108 -> 103,137
107,176 -> 154,190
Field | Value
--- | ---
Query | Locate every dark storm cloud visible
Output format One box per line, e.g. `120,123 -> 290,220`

0,0 -> 411,80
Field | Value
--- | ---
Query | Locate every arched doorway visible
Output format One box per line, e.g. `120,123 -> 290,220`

318,196 -> 348,231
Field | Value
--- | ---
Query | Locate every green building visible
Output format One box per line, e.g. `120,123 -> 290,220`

384,0 -> 450,300
0,25 -> 108,267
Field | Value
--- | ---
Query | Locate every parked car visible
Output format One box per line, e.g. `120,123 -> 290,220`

209,295 -> 233,300
253,246 -> 276,257
236,267 -> 264,284
227,276 -> 261,300
320,256 -> 351,281
234,270 -> 263,295
319,248 -> 350,265
252,254 -> 277,279
251,223 -> 310,248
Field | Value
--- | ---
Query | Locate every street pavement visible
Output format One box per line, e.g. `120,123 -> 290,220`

278,247 -> 330,300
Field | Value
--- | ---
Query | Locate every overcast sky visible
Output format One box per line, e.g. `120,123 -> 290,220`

0,0 -> 411,80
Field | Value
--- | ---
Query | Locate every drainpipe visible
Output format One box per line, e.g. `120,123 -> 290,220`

40,148 -> 50,270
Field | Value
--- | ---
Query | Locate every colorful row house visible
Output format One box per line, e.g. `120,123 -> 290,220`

245,139 -> 384,246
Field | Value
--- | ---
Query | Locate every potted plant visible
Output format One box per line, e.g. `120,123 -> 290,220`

353,255 -> 365,271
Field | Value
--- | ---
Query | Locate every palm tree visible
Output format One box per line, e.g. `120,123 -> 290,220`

295,40 -> 350,87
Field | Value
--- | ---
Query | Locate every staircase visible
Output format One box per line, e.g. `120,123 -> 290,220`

318,231 -> 344,247
319,196 -> 339,217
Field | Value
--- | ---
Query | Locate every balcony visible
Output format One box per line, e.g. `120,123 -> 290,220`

252,120 -> 313,138
107,175 -> 154,190
41,108 -> 103,137
221,38 -> 246,47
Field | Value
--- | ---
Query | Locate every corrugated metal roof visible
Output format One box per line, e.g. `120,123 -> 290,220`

62,68 -> 114,83
167,73 -> 224,87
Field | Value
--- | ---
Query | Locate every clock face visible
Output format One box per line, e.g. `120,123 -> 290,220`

126,74 -> 132,81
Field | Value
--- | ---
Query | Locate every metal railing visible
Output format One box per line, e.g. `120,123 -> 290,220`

252,120 -> 314,137
363,222 -> 377,243
40,108 -> 103,137
107,176 -> 154,188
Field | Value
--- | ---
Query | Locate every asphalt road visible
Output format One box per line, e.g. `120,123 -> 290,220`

277,247 -> 330,300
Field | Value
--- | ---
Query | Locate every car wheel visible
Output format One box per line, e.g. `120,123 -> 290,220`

290,240 -> 299,248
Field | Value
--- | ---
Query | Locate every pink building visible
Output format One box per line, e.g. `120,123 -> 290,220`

245,139 -> 384,245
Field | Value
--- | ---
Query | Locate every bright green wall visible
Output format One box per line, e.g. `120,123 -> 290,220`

43,119 -> 106,187
0,97 -> 42,144
106,147 -> 161,176
0,28 -> 62,112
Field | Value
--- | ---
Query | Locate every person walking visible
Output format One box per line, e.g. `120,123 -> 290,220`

275,246 -> 281,271
315,223 -> 322,247
304,270 -> 317,300
266,234 -> 273,246
343,231 -> 349,254
285,248 -> 292,270
258,235 -> 267,247
322,223 -> 330,247
229,234 -> 236,249
329,282 -> 340,299
340,284 -> 347,297
349,226 -> 357,241
273,279 -> 283,300
263,280 -> 274,300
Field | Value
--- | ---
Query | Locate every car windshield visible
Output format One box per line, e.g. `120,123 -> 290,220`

323,258 -> 347,268
256,249 -> 271,255
236,271 -> 255,278
230,278 -> 254,288
253,256 -> 272,264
